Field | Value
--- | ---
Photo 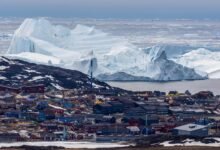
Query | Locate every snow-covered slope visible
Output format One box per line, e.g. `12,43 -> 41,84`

174,48 -> 220,79
6,18 -> 206,81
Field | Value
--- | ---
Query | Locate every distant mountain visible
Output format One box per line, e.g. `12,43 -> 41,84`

0,57 -> 112,90
6,18 -> 207,81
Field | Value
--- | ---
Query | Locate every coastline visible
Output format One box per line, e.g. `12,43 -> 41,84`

107,79 -> 220,94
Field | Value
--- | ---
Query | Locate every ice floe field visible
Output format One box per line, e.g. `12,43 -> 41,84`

1,18 -> 220,53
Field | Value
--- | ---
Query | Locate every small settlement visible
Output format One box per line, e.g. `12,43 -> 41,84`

0,84 -> 219,142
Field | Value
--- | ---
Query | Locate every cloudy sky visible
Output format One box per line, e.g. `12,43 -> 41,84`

0,0 -> 220,19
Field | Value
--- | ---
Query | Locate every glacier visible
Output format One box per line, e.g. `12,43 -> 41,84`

6,18 -> 206,81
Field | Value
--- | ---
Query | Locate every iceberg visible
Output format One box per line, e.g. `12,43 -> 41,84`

6,18 -> 205,81
174,48 -> 220,79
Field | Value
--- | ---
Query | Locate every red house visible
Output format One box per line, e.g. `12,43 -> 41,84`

21,85 -> 45,93
0,85 -> 20,93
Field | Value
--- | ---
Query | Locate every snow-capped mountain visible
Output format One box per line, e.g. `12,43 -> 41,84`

174,48 -> 220,79
6,18 -> 206,81
0,57 -> 112,90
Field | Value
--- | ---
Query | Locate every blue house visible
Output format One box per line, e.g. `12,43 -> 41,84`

5,111 -> 19,118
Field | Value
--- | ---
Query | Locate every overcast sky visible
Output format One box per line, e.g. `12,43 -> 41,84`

0,0 -> 220,19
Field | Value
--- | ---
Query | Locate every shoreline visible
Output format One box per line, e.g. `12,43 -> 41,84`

0,146 -> 220,150
107,79 -> 220,94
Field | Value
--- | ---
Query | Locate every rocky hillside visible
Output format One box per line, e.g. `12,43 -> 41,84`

0,57 -> 112,90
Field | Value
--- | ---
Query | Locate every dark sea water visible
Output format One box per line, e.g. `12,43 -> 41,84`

107,79 -> 220,95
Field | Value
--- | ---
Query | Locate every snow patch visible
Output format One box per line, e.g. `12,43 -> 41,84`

49,104 -> 66,110
25,69 -> 40,73
0,76 -> 7,80
51,83 -> 64,90
0,66 -> 9,70
161,138 -> 220,147
0,141 -> 129,149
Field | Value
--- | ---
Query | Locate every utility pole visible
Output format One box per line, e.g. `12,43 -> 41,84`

90,58 -> 93,89
145,114 -> 148,126
63,126 -> 67,140
90,51 -> 94,89
61,90 -> 65,108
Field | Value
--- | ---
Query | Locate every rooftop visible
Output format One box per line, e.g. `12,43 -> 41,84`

174,123 -> 207,132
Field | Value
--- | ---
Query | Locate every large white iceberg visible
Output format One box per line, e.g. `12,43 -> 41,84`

6,18 -> 205,81
174,48 -> 220,79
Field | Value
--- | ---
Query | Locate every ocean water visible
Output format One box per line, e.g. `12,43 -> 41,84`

107,79 -> 220,95
1,18 -> 220,53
